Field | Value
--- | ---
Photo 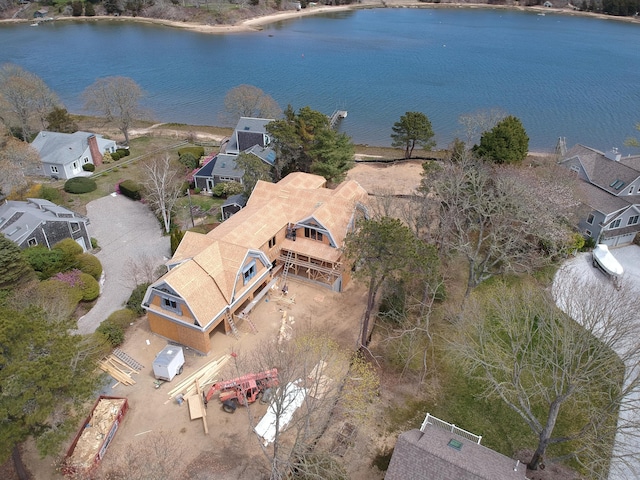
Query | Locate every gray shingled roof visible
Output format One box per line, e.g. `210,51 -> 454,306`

0,198 -> 86,245
31,131 -> 114,166
226,117 -> 274,154
386,426 -> 525,480
211,154 -> 242,179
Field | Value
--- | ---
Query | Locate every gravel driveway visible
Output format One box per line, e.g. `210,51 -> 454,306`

76,194 -> 170,334
554,245 -> 640,480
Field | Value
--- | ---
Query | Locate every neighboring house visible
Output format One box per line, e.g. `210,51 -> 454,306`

33,8 -> 49,17
142,172 -> 368,353
0,198 -> 91,251
221,194 -> 247,220
386,414 -> 526,480
32,131 -> 117,180
560,145 -> 640,247
543,1 -> 553,7
193,117 -> 275,194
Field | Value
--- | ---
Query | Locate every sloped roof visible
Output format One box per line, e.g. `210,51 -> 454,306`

193,156 -> 217,178
226,117 -> 273,154
386,426 -> 525,480
150,172 -> 367,327
0,198 -> 85,245
31,131 -> 114,166
211,154 -> 241,178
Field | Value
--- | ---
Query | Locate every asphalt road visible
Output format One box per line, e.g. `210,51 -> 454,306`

76,193 -> 170,334
554,245 -> 640,480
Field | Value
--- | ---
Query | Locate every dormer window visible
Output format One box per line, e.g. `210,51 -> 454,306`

304,227 -> 323,241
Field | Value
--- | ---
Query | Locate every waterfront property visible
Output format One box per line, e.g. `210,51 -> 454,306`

31,131 -> 116,180
0,198 -> 91,251
142,172 -> 368,353
193,117 -> 275,193
560,145 -> 640,247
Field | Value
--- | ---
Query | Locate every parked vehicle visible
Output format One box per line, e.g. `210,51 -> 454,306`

204,368 -> 279,413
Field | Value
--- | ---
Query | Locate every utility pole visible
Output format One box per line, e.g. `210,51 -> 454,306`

187,188 -> 195,228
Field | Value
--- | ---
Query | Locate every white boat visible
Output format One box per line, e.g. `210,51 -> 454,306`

592,244 -> 624,285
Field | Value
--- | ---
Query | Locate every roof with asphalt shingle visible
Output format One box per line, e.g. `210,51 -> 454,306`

31,131 -> 115,166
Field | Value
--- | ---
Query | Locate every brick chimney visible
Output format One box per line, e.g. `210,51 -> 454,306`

87,134 -> 102,167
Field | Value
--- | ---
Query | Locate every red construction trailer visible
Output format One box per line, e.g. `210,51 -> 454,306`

62,396 -> 128,477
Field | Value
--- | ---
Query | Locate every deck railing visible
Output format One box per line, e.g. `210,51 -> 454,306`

420,413 -> 482,444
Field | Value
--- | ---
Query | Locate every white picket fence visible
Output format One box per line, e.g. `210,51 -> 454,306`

420,413 -> 482,445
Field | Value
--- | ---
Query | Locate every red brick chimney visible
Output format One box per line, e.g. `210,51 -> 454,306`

87,134 -> 102,167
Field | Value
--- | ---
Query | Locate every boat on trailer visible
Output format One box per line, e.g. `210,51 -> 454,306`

592,244 -> 623,289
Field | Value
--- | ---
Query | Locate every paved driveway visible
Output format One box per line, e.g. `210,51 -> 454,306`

554,245 -> 640,480
76,194 -> 170,334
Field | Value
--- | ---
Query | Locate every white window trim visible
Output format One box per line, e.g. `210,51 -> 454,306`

50,165 -> 59,173
587,214 -> 594,225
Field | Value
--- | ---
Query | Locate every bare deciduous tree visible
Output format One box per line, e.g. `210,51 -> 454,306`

420,157 -> 574,297
82,76 -> 147,145
221,84 -> 281,126
453,279 -> 640,476
0,64 -> 60,140
0,135 -> 40,196
141,154 -> 184,233
457,107 -> 507,148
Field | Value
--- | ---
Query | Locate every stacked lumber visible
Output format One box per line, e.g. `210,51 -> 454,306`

99,354 -> 140,386
166,354 -> 230,402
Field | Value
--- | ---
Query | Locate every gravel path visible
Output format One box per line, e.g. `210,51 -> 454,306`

76,194 -> 170,334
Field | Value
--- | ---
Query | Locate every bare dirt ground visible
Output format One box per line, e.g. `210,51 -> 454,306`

21,278 -> 373,479
347,160 -> 425,196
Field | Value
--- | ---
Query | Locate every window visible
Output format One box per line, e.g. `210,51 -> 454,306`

72,161 -> 78,169
587,213 -> 594,225
218,176 -> 237,182
242,260 -> 257,285
304,227 -> 323,241
161,297 -> 180,314
585,230 -> 592,237
70,222 -> 80,233
83,157 -> 89,164
610,219 -> 621,229
50,166 -> 58,173
570,164 -> 580,173
268,236 -> 276,248
629,186 -> 635,195
27,238 -> 37,247
628,215 -> 639,226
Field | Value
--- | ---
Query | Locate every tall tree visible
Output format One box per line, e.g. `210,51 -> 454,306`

420,157 -> 574,297
390,111 -> 436,159
454,280 -> 640,475
83,76 -> 147,145
0,64 -> 60,140
472,115 -> 529,164
0,234 -> 33,289
142,154 -> 184,233
0,135 -> 41,196
267,105 -> 355,182
222,84 -> 281,126
457,108 -> 506,147
344,217 -> 419,348
235,151 -> 272,198
45,107 -> 78,133
0,306 -> 102,465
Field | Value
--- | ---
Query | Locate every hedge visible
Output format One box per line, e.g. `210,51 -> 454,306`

111,152 -> 121,161
119,179 -> 142,200
64,177 -> 97,194
178,146 -> 204,159
116,148 -> 130,157
77,252 -> 103,280
127,283 -> 150,316
82,163 -> 95,172
78,272 -> 100,301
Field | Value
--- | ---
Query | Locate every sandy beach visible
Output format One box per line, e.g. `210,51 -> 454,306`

2,1 -> 638,35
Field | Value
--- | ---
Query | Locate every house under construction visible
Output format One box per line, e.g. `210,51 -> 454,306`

142,172 -> 368,353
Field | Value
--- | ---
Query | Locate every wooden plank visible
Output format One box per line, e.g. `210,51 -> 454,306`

196,379 -> 208,434
187,395 -> 203,420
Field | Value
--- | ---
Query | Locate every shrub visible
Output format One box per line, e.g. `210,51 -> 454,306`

178,146 -> 204,159
82,163 -> 96,172
103,152 -> 113,164
96,321 -> 125,347
127,283 -> 150,316
170,229 -> 184,256
213,181 -> 243,198
116,148 -> 130,157
78,272 -> 100,301
22,245 -> 64,279
90,237 -> 99,249
193,187 -> 201,194
107,308 -> 138,328
111,152 -> 121,161
40,185 -> 63,204
77,252 -> 103,280
119,179 -> 142,200
179,152 -> 199,170
85,1 -> 95,15
64,177 -> 97,194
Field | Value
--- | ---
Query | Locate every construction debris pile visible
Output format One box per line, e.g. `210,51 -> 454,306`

65,398 -> 127,473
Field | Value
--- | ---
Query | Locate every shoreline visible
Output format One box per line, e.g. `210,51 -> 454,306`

2,1 -> 639,35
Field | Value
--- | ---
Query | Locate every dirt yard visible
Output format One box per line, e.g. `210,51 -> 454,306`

21,278 -> 376,479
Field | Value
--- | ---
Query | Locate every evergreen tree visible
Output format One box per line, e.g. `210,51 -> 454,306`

0,234 -> 33,290
235,152 -> 272,198
472,115 -> 529,164
45,107 -> 78,133
391,111 -> 436,159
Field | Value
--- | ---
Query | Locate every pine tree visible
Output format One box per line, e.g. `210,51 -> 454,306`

0,234 -> 33,290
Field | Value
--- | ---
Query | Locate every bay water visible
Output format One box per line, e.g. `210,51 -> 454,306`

1,8 -> 639,152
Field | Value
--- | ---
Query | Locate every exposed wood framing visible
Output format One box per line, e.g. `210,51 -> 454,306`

277,250 -> 341,286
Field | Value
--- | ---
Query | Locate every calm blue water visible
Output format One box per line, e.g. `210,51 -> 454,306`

1,9 -> 639,152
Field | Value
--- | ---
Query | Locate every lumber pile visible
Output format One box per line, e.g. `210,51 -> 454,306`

99,354 -> 140,386
166,354 -> 230,402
